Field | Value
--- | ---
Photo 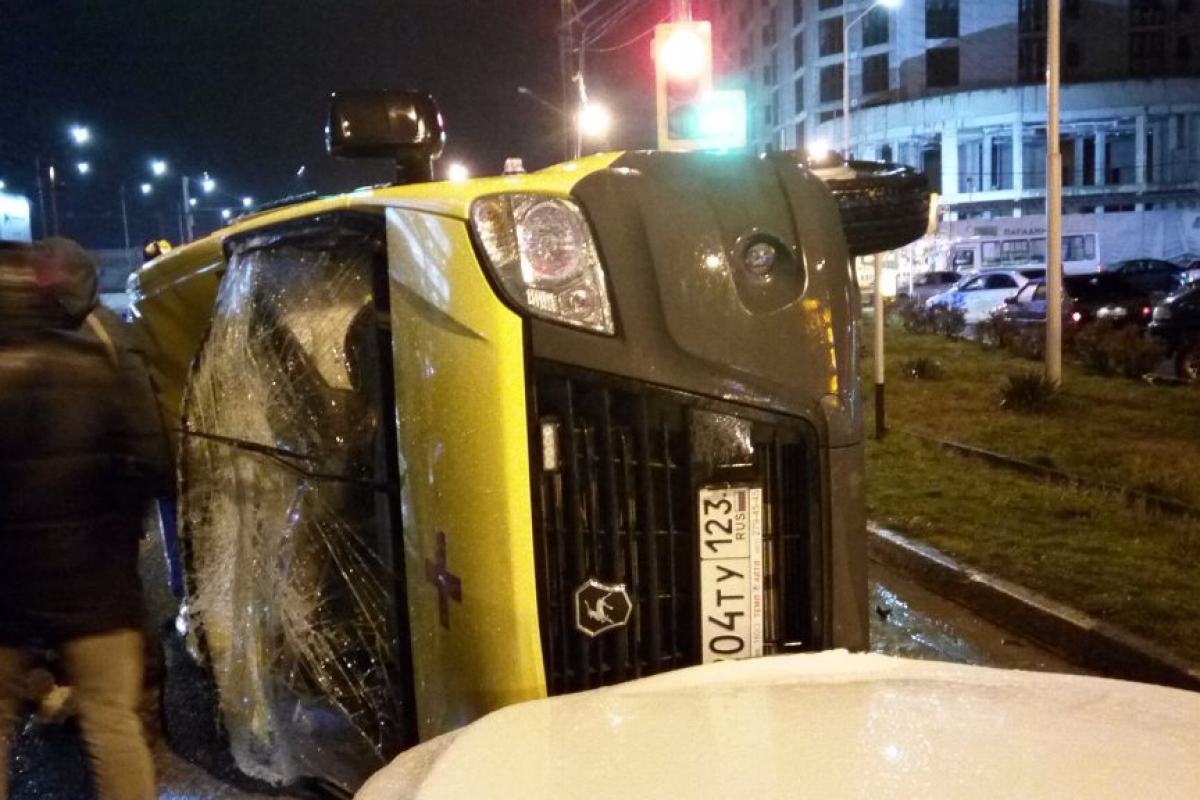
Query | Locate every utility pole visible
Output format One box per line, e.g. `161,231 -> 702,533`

1046,0 -> 1063,384
181,175 -> 194,242
560,0 -> 578,161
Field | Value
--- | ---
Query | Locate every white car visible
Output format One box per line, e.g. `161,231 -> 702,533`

925,267 -> 1044,323
355,651 -> 1200,800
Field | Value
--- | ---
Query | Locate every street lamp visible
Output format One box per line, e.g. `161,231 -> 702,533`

841,0 -> 901,440
181,172 -> 216,242
842,0 -> 901,158
120,159 -> 173,258
517,85 -> 611,160
36,123 -> 93,237
577,102 -> 612,147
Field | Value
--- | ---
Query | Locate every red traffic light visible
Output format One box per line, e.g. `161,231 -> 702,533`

654,22 -> 714,150
656,21 -> 712,80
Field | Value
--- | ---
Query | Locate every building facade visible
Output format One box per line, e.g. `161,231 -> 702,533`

712,0 -> 1200,255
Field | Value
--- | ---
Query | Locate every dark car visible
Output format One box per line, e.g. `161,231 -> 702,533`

1148,283 -> 1200,380
997,273 -> 1153,329
1104,258 -> 1199,299
896,270 -> 960,304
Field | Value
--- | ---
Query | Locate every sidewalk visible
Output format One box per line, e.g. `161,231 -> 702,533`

869,524 -> 1200,691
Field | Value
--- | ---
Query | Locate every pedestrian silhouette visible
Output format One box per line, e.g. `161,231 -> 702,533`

0,238 -> 171,800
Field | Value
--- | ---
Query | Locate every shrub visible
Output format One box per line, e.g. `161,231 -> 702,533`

976,312 -> 1022,350
1071,322 -> 1166,378
895,297 -> 934,333
998,370 -> 1060,412
1010,328 -> 1046,361
928,304 -> 967,339
900,356 -> 944,380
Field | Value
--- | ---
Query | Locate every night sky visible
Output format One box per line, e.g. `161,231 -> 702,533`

1,0 -> 678,247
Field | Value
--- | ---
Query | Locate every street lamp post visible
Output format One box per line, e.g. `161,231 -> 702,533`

518,86 -> 609,160
181,172 -> 217,242
842,0 -> 900,158
842,0 -> 901,440
33,125 -> 92,238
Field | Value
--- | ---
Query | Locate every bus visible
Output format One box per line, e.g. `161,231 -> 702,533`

937,218 -> 1101,275
127,90 -> 933,795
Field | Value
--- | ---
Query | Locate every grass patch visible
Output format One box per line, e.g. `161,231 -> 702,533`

865,326 -> 1200,663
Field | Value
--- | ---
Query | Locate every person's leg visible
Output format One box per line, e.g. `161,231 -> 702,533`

60,629 -> 156,800
0,646 -> 34,800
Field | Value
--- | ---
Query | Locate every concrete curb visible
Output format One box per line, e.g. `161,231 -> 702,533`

869,524 -> 1200,692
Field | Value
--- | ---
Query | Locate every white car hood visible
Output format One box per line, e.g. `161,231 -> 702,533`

355,651 -> 1200,799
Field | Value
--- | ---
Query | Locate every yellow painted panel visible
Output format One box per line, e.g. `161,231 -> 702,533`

385,208 -> 545,740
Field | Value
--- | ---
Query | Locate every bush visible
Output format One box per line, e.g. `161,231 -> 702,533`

928,304 -> 967,339
998,370 -> 1060,412
975,312 -> 1022,350
1010,328 -> 1046,361
895,297 -> 934,333
900,356 -> 944,380
1071,322 -> 1166,378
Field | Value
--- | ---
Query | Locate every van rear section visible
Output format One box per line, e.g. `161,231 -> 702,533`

129,93 -> 931,795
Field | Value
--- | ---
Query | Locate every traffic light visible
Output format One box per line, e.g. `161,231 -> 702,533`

654,22 -> 713,150
691,89 -> 746,149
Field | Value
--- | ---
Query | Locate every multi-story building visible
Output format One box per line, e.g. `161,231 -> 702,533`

712,0 -> 1200,268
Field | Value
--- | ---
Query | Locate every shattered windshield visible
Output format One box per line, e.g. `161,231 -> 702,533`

178,216 -> 406,792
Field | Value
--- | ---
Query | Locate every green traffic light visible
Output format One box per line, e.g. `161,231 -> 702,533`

666,90 -> 747,149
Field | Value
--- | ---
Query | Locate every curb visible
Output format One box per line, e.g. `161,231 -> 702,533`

869,524 -> 1200,692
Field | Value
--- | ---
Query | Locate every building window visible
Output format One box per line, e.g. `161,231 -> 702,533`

794,32 -> 805,68
820,63 -> 844,103
1019,0 -> 1046,34
793,0 -> 804,25
926,46 -> 959,88
1131,31 -> 1168,77
862,53 -> 889,95
819,17 -> 844,56
794,76 -> 806,112
991,138 -> 1014,191
1131,0 -> 1167,27
862,6 -> 889,47
925,0 -> 959,39
763,8 -> 778,47
818,0 -> 843,9
1065,41 -> 1082,72
762,51 -> 779,86
1018,37 -> 1046,83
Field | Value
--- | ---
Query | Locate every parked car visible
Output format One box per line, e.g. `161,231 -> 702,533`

996,273 -> 1153,329
1148,282 -> 1200,380
1104,258 -> 1200,299
356,651 -> 1200,800
925,267 -> 1043,324
896,269 -> 960,304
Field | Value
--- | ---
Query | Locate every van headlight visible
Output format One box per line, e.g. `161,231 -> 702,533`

470,193 -> 613,334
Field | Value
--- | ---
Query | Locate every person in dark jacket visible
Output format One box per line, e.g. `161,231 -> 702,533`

0,239 -> 170,800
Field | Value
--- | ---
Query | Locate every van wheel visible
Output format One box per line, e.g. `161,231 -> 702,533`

1175,340 -> 1200,382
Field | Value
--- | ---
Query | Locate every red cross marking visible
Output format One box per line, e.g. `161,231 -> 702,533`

425,531 -> 462,629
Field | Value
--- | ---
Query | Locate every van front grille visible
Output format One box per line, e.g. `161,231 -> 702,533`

531,364 -> 823,695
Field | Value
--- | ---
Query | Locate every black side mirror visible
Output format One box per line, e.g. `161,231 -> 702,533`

326,90 -> 445,185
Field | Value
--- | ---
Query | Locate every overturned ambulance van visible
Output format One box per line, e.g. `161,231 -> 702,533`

127,91 -> 932,795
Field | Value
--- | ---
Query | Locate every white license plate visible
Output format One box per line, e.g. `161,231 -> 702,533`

698,485 -> 764,664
